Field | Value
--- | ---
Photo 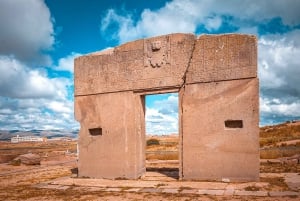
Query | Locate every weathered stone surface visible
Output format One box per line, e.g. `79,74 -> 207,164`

197,189 -> 225,196
234,190 -> 268,197
186,34 -> 257,84
181,78 -> 259,181
75,34 -> 195,95
161,188 -> 179,193
74,33 -> 259,181
75,92 -> 145,179
269,191 -> 300,197
180,189 -> 198,194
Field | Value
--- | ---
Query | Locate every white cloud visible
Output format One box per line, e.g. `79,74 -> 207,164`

258,30 -> 300,124
0,55 -> 79,130
101,0 -> 300,43
258,30 -> 300,94
206,16 -> 222,31
146,94 -> 178,135
146,107 -> 178,135
260,97 -> 300,117
48,101 -> 72,114
0,0 -> 54,64
0,96 -> 79,131
0,56 -> 70,99
54,52 -> 82,73
0,48 -> 84,130
0,1 -> 80,131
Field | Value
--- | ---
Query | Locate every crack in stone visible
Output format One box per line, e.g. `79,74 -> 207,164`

180,36 -> 196,89
178,36 -> 196,179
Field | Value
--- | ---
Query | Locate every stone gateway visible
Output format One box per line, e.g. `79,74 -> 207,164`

74,33 -> 259,181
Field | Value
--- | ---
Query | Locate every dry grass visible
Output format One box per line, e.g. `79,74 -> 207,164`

260,177 -> 289,191
260,146 -> 300,159
146,136 -> 179,160
260,162 -> 300,173
146,152 -> 178,160
260,123 -> 300,147
244,186 -> 261,191
0,141 -> 77,156
259,122 -> 300,160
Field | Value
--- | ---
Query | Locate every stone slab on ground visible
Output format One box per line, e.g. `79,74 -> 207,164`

140,188 -> 162,193
224,189 -> 235,196
82,187 -> 106,192
37,176 -> 300,197
197,189 -> 225,196
165,181 -> 227,190
226,182 -> 269,190
123,188 -> 141,192
142,176 -> 177,181
51,177 -> 160,188
36,184 -> 70,190
269,191 -> 300,197
161,188 -> 179,194
234,190 -> 268,197
284,173 -> 300,191
180,189 -> 198,194
103,187 -> 122,192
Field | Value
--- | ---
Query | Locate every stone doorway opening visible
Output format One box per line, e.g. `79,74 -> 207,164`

143,93 -> 180,180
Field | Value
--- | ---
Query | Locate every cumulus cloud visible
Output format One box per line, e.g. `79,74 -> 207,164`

0,0 -> 54,65
101,0 -> 300,43
146,94 -> 178,134
0,56 -> 70,99
260,97 -> 300,117
0,55 -> 79,130
0,97 -> 79,130
54,52 -> 82,73
258,30 -> 300,125
259,30 -> 300,91
0,1 -> 79,130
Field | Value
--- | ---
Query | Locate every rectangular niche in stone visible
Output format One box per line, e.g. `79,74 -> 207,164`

89,127 -> 102,136
225,120 -> 243,128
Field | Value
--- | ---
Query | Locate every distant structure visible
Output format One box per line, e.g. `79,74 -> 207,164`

74,33 -> 259,181
11,135 -> 45,143
47,137 -> 73,141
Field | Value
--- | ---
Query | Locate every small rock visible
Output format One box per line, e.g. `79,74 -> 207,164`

14,153 -> 41,165
222,178 -> 230,183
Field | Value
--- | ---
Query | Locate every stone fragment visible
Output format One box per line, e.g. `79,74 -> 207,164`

197,189 -> 225,196
234,190 -> 268,197
269,191 -> 299,197
14,153 -> 41,165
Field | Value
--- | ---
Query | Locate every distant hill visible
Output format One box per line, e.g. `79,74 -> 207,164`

0,129 -> 79,141
260,120 -> 300,148
260,120 -> 300,141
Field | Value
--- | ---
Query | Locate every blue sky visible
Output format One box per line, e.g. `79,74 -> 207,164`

0,0 -> 299,133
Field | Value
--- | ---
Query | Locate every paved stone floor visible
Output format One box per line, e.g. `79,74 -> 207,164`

35,172 -> 300,197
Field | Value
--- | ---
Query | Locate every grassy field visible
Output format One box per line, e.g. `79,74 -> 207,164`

260,121 -> 300,159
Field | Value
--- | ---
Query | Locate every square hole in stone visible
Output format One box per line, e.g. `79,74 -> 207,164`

225,120 -> 243,128
89,127 -> 102,136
